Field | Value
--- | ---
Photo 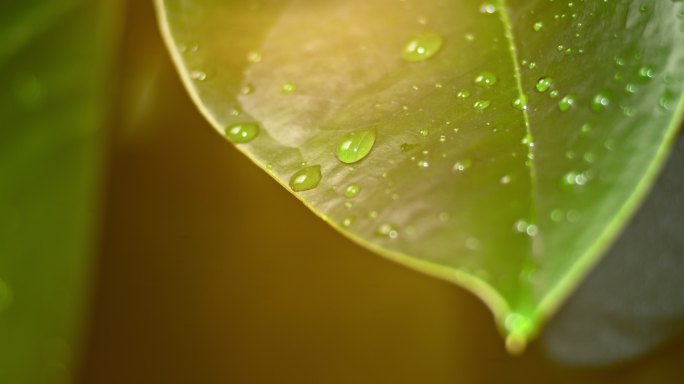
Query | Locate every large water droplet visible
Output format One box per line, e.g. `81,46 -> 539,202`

289,165 -> 322,192
402,33 -> 444,62
474,72 -> 498,87
535,77 -> 553,92
225,122 -> 260,143
336,128 -> 376,164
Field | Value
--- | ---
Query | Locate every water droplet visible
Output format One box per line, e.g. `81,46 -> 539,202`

549,90 -> 559,99
592,91 -> 611,111
637,66 -> 655,82
659,90 -> 676,111
625,83 -> 638,94
563,170 -> 590,186
528,62 -> 537,70
377,224 -> 399,239
190,70 -> 207,81
336,128 -> 376,164
344,184 -> 360,198
246,50 -> 263,63
289,165 -> 322,192
558,94 -> 576,111
550,209 -> 565,222
457,89 -> 471,99
474,72 -> 498,87
400,143 -> 418,152
419,129 -> 430,137
465,33 -> 476,41
479,2 -> 497,14
473,100 -> 491,111
282,82 -> 297,94
512,94 -> 528,110
225,122 -> 260,143
417,160 -> 430,169
500,175 -> 512,184
533,21 -> 543,31
342,216 -> 355,227
452,159 -> 472,172
240,83 -> 255,95
535,77 -> 553,92
580,123 -> 592,136
402,33 -> 444,62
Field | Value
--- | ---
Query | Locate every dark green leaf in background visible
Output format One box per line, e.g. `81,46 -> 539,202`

156,0 -> 684,349
0,0 -> 121,382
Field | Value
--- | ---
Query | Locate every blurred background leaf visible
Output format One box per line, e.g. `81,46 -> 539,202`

0,1 -> 121,383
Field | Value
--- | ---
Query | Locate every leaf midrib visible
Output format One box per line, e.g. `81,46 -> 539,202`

496,0 -> 541,314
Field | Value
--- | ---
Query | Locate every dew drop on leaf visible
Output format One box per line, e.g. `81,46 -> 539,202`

336,128 -> 376,164
344,183 -> 361,198
377,223 -> 399,239
535,77 -> 553,92
457,89 -> 471,99
289,165 -> 322,192
282,82 -> 297,94
591,91 -> 611,111
512,94 -> 528,110
402,33 -> 443,62
558,94 -> 576,111
474,71 -> 498,87
473,99 -> 491,111
225,122 -> 260,143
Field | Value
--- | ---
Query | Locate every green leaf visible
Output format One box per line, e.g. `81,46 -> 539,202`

0,0 -> 121,381
155,0 -> 684,349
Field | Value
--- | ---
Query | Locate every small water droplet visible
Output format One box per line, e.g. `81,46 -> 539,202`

282,82 -> 297,94
457,89 -> 471,99
535,77 -> 553,92
479,2 -> 497,14
342,216 -> 355,227
465,33 -> 476,41
452,159 -> 472,172
344,184 -> 361,198
474,72 -> 498,87
625,83 -> 638,94
417,160 -> 430,169
558,94 -> 576,111
246,50 -> 263,63
591,91 -> 611,111
377,224 -> 399,239
240,83 -> 255,95
402,33 -> 444,62
400,143 -> 418,152
473,100 -> 491,111
512,94 -> 528,110
637,65 -> 655,82
533,21 -> 543,31
336,128 -> 377,164
190,70 -> 207,81
659,90 -> 676,111
549,90 -> 559,99
289,165 -> 322,192
419,129 -> 430,137
550,209 -> 565,222
500,175 -> 512,184
225,122 -> 260,143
